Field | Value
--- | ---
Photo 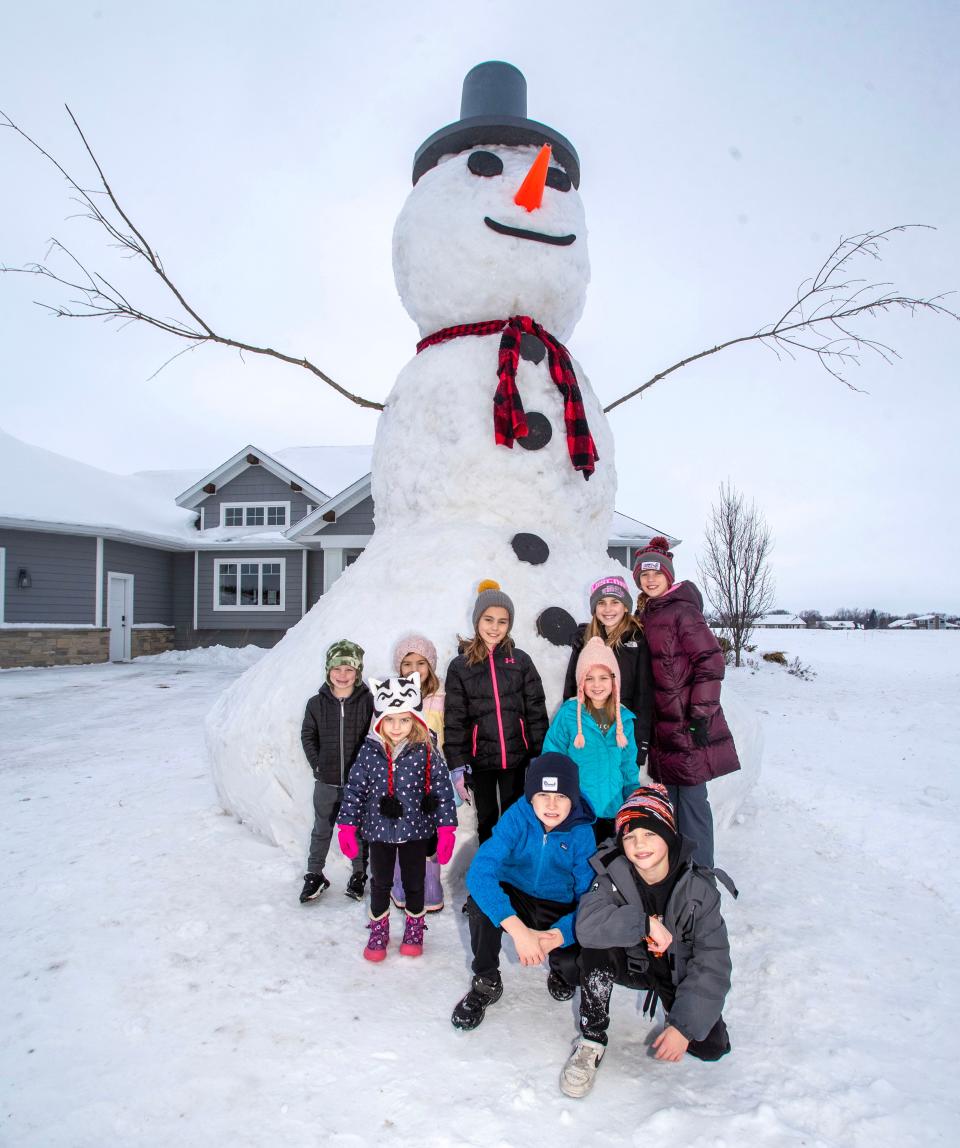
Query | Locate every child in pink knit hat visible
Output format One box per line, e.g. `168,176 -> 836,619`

562,575 -> 654,775
543,636 -> 642,844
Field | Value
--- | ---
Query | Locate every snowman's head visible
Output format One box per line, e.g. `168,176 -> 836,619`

393,143 -> 590,342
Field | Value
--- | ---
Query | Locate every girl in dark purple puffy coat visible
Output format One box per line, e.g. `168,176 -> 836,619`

633,537 -> 740,867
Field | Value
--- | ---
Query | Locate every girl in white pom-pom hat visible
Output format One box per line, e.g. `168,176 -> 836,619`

544,636 -> 641,844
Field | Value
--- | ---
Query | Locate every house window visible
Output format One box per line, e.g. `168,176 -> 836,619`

214,559 -> 285,610
221,502 -> 289,529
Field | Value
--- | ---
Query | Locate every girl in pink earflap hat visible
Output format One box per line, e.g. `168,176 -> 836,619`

543,637 -> 641,844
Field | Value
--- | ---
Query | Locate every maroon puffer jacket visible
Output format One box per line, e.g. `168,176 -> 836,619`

642,581 -> 740,786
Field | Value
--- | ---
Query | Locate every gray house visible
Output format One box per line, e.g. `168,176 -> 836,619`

0,430 -> 676,668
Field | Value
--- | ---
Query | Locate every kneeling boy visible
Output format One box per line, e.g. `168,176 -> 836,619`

452,753 -> 596,1030
561,784 -> 733,1097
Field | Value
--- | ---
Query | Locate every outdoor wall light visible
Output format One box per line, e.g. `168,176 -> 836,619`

17,569 -> 32,590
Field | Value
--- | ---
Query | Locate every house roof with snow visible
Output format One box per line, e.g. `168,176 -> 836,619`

0,428 -> 198,546
753,613 -> 806,627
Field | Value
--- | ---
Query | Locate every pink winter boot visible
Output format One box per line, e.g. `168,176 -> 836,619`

399,913 -> 427,957
364,912 -> 390,962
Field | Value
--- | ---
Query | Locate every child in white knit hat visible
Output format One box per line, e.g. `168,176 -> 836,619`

543,636 -> 641,843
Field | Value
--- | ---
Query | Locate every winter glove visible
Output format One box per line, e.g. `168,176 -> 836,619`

435,825 -> 457,865
451,768 -> 472,805
637,741 -> 649,769
337,824 -> 359,860
688,716 -> 710,748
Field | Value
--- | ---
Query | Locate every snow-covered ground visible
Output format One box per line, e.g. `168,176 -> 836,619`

1,631 -> 957,1146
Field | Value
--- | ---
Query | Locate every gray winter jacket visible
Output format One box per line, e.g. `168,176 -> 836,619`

575,839 -> 733,1042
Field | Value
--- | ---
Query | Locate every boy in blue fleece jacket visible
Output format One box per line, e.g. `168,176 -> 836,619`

451,753 -> 596,1031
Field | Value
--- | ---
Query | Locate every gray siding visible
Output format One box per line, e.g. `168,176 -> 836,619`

307,550 -> 324,608
0,528 -> 96,624
197,549 -> 303,630
102,541 -> 174,625
172,552 -> 195,630
323,494 -> 375,536
197,466 -> 313,529
607,546 -> 628,565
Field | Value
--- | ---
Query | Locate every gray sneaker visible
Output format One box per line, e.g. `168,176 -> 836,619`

559,1039 -> 605,1098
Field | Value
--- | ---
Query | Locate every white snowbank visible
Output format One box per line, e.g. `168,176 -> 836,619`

134,644 -> 267,668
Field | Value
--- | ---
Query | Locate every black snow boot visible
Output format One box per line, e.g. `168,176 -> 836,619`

300,872 -> 331,903
547,970 -> 576,1002
344,872 -> 367,901
451,973 -> 503,1031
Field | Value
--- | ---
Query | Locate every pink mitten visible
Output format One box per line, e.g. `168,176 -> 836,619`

435,825 -> 456,865
337,824 -> 359,860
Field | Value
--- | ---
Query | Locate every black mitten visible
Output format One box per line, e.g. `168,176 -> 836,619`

688,716 -> 710,748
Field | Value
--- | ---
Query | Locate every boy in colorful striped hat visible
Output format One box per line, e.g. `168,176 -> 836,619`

559,784 -> 735,1098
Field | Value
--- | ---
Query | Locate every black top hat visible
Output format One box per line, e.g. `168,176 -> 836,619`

412,61 -> 580,188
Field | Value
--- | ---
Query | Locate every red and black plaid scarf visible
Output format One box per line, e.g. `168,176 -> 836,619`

416,315 -> 598,480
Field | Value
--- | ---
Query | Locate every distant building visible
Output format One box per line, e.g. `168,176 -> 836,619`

821,620 -> 859,630
752,613 -> 806,629
0,431 -> 678,668
888,614 -> 955,631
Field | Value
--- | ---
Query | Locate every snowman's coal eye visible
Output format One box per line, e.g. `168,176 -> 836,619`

545,167 -> 572,193
467,151 -> 504,178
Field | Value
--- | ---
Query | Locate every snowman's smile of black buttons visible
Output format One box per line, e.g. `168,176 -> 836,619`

468,150 -> 577,247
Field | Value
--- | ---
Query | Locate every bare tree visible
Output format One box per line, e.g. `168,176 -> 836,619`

698,482 -> 776,667
799,609 -> 823,629
2,108 -> 958,412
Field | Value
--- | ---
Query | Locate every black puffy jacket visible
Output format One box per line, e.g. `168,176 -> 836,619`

299,681 -> 374,786
562,622 -> 654,751
444,645 -> 548,774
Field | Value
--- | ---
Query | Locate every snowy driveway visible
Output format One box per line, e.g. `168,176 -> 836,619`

1,635 -> 958,1147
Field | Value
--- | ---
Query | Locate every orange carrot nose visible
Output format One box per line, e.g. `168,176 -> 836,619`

514,144 -> 552,212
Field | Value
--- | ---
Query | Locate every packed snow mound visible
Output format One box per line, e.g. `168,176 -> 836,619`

706,677 -> 763,830
135,645 -> 267,669
393,146 -> 590,340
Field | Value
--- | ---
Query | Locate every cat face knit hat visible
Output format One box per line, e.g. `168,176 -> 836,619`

370,673 -> 428,733
632,536 -> 675,589
615,784 -> 678,846
589,575 -> 633,616
472,579 -> 515,629
325,638 -> 364,679
574,637 -> 628,750
392,633 -> 438,672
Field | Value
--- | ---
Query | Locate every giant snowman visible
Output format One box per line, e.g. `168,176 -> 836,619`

206,62 -> 761,857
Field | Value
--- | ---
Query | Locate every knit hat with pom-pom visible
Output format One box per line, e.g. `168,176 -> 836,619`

632,536 -> 675,588
472,579 -> 515,629
392,633 -> 438,673
574,637 -> 627,750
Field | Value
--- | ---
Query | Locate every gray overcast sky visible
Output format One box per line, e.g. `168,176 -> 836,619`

2,1 -> 958,614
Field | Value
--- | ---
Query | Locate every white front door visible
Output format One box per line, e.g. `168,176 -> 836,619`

107,573 -> 134,661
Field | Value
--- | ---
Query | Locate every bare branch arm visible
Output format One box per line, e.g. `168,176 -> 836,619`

604,225 -> 958,413
0,108 -> 385,411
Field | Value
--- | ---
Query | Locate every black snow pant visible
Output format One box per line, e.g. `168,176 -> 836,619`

471,768 -> 526,843
465,883 -> 580,987
308,781 -> 369,877
578,947 -> 730,1060
368,839 -> 431,918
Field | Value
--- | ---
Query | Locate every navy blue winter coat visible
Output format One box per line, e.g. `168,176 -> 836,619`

336,731 -> 457,844
466,794 -> 597,946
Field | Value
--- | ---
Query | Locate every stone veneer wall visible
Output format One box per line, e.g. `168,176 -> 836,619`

0,628 -> 109,669
131,629 -> 175,658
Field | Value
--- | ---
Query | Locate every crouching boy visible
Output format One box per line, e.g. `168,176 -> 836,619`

561,784 -> 734,1098
451,753 -> 597,1030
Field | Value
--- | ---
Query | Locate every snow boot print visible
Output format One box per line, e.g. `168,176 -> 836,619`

364,912 -> 390,962
399,913 -> 427,957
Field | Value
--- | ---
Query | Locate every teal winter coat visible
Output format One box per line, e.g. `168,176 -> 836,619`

543,700 -> 640,819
